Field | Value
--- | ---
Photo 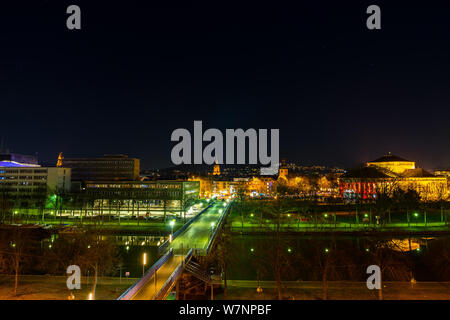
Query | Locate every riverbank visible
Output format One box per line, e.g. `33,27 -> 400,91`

215,280 -> 450,300
229,222 -> 450,236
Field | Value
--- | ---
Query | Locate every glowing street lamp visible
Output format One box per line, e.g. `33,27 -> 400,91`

170,220 -> 175,235
142,252 -> 147,276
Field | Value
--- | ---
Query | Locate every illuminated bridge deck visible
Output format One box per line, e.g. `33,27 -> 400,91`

120,201 -> 230,300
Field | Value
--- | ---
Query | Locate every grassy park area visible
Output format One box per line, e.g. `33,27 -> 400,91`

227,199 -> 450,234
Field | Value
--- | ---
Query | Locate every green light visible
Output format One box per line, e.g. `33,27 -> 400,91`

287,214 -> 291,217
250,248 -> 254,252
364,214 -> 368,218
324,214 -> 328,218
414,213 -> 419,217
416,247 -> 421,252
250,213 -> 254,217
287,248 -> 292,253
126,246 -> 130,250
325,248 -> 329,253
365,248 -> 370,252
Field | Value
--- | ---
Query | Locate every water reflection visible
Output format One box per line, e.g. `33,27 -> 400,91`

226,235 -> 450,282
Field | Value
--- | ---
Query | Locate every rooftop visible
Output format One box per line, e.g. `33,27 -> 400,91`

369,152 -> 413,163
0,161 -> 41,168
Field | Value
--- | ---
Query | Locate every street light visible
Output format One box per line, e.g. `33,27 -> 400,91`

142,252 -> 147,276
170,220 -> 175,235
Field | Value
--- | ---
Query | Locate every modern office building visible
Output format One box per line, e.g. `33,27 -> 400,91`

82,180 -> 200,219
0,161 -> 71,207
61,154 -> 140,181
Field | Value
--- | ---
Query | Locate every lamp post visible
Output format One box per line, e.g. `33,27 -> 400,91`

170,220 -> 175,236
210,222 -> 215,239
142,252 -> 147,276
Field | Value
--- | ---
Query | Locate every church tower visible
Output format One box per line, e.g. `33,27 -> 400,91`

278,158 -> 288,180
56,152 -> 64,167
213,159 -> 221,175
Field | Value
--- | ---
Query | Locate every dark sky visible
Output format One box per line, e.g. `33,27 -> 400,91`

1,1 -> 449,170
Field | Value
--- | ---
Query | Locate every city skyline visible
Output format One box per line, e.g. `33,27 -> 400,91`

0,2 -> 449,170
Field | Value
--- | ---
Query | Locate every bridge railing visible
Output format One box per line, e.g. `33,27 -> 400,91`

158,203 -> 213,255
117,248 -> 174,300
203,201 -> 232,255
153,248 -> 194,300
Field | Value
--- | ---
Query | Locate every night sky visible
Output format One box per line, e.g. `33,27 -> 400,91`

1,1 -> 449,170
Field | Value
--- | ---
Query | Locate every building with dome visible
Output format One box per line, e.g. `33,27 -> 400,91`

339,153 -> 448,201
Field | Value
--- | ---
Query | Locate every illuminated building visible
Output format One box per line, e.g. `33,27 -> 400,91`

189,174 -> 274,199
339,153 -> 448,201
62,154 -> 140,181
56,152 -> 64,167
213,160 -> 220,175
0,161 -> 71,207
278,158 -> 288,181
367,153 -> 416,174
84,180 -> 199,219
0,153 -> 38,165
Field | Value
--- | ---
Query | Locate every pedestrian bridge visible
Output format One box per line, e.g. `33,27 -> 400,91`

117,200 -> 230,300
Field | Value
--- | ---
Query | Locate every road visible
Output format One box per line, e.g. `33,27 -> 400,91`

130,201 -> 227,300
131,255 -> 184,300
169,201 -> 227,254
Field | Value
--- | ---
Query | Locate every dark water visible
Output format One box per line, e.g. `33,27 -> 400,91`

39,233 -> 166,278
108,234 -> 167,278
225,234 -> 450,282
30,232 -> 450,282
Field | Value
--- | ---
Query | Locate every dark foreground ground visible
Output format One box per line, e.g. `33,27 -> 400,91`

0,275 -> 136,300
1,276 -> 449,300
215,280 -> 450,300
